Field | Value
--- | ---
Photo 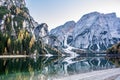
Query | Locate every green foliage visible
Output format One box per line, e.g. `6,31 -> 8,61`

0,6 -> 9,19
10,5 -> 16,15
4,17 -> 12,35
0,5 -> 61,56
13,12 -> 26,32
22,36 -> 31,54
0,30 -> 62,55
107,43 -> 120,54
0,30 -> 29,55
0,32 -> 7,54
45,45 -> 62,56
0,56 -> 61,80
107,43 -> 120,67
21,7 -> 29,13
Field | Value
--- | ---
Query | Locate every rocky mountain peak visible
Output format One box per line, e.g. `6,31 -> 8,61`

50,21 -> 75,36
105,12 -> 116,18
72,12 -> 120,51
34,23 -> 49,40
49,21 -> 76,47
49,12 -> 120,51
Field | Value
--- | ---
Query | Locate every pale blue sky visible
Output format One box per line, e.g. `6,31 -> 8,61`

26,0 -> 120,30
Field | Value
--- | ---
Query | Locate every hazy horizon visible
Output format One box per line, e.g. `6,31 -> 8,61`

26,0 -> 120,30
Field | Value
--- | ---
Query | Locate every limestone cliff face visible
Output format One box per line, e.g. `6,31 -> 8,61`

49,21 -> 76,48
34,23 -> 49,44
50,12 -> 120,51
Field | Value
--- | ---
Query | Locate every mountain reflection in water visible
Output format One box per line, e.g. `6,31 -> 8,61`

0,55 -> 118,80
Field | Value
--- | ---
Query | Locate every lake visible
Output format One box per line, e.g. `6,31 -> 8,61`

0,55 -> 119,80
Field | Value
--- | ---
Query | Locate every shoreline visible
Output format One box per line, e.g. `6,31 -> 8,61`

0,55 -> 29,58
53,68 -> 120,80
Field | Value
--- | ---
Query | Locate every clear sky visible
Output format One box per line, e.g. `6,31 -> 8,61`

26,0 -> 120,30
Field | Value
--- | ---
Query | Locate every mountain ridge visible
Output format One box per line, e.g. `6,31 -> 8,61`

49,12 -> 120,52
1,0 -> 119,55
0,0 -> 62,55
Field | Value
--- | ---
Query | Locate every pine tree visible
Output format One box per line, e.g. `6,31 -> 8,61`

7,38 -> 11,47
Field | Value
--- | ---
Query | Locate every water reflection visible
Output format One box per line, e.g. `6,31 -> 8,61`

107,57 -> 120,67
0,56 -> 118,80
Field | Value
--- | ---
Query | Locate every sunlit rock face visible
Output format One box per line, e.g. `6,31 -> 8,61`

49,21 -> 76,47
34,23 -> 49,43
50,12 -> 120,51
72,12 -> 120,51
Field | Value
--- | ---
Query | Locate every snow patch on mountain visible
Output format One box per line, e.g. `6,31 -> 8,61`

49,21 -> 75,47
